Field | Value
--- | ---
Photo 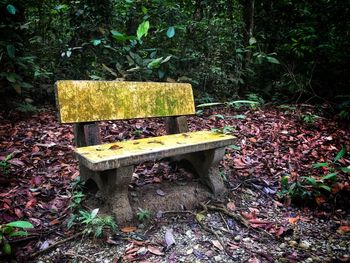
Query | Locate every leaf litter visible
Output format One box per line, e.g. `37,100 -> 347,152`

0,105 -> 349,262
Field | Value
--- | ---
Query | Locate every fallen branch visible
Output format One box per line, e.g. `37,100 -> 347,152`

30,231 -> 84,259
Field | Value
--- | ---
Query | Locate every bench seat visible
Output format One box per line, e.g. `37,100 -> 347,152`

75,131 -> 235,171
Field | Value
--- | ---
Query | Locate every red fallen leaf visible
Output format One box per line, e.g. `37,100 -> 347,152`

248,207 -> 259,215
14,208 -> 23,218
288,216 -> 300,224
50,219 -> 60,225
147,246 -> 164,256
241,211 -> 256,220
249,137 -> 257,143
337,225 -> 350,234
125,247 -> 139,255
226,201 -> 236,211
248,257 -> 261,263
275,226 -> 285,237
3,203 -> 10,209
8,158 -> 25,167
249,218 -> 271,224
32,145 -> 40,153
153,177 -> 162,183
25,198 -> 37,209
234,158 -> 246,168
121,226 -> 137,233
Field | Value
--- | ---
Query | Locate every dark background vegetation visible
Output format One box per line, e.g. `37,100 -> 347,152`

0,0 -> 349,114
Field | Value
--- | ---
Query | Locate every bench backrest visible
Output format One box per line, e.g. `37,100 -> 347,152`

55,81 -> 195,123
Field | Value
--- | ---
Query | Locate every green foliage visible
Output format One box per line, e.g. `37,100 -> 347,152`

137,208 -> 151,221
16,103 -> 37,114
0,154 -> 12,175
211,126 -> 234,135
278,146 -> 348,204
0,0 -> 348,109
301,113 -> 320,124
78,208 -> 117,237
0,221 -> 33,255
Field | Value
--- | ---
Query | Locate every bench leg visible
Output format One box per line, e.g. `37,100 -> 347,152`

79,165 -> 134,224
180,147 -> 227,197
101,166 -> 134,224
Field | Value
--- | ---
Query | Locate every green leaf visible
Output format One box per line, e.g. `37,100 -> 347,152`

6,45 -> 15,58
266,56 -> 280,64
229,100 -> 259,105
319,185 -> 331,192
137,21 -> 150,40
322,172 -> 337,181
147,57 -> 163,69
249,37 -> 257,45
312,162 -> 329,168
232,114 -> 246,119
9,231 -> 28,237
3,243 -> 11,255
158,70 -> 165,79
281,176 -> 289,188
161,55 -> 172,64
6,221 -> 34,229
196,102 -> 223,108
166,26 -> 175,38
304,176 -> 316,185
228,145 -> 241,151
91,208 -> 99,219
6,4 -> 16,15
334,145 -> 346,162
341,167 -> 350,173
92,39 -> 101,46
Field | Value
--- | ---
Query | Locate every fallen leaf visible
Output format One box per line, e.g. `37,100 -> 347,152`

241,211 -> 256,220
212,240 -> 224,251
121,226 -> 137,233
165,229 -> 175,249
109,144 -> 122,150
226,201 -> 236,211
147,246 -> 164,256
196,213 -> 205,222
156,189 -> 165,196
248,257 -> 261,263
14,208 -> 23,218
249,137 -> 257,143
337,225 -> 350,234
288,216 -> 300,224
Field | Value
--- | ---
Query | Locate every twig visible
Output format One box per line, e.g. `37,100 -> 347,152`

30,231 -> 85,259
201,203 -> 249,228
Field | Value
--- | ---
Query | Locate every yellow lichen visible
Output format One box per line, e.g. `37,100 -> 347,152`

75,131 -> 235,164
55,81 -> 195,123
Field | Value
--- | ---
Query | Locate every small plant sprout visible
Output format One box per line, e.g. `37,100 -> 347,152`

79,208 -> 117,237
137,208 -> 151,221
0,153 -> 13,175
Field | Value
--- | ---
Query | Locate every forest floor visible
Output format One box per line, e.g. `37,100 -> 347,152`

0,105 -> 349,263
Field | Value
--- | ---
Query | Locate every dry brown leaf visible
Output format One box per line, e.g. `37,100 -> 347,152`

121,226 -> 137,233
288,216 -> 300,224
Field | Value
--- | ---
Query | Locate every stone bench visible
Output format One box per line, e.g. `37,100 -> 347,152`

55,81 -> 235,224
